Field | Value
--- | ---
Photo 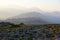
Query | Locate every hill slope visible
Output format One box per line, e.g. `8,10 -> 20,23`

6,11 -> 49,24
5,9 -> 60,24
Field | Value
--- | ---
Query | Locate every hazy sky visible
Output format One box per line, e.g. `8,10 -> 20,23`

0,0 -> 60,20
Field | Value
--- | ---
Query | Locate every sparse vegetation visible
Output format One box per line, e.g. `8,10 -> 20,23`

0,22 -> 60,40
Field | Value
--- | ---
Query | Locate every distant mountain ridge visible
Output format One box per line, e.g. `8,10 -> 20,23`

6,11 -> 49,24
4,9 -> 60,24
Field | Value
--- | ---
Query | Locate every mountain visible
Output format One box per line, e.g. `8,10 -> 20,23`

46,11 -> 60,18
45,11 -> 60,24
5,11 -> 49,24
5,8 -> 60,24
0,20 -> 4,22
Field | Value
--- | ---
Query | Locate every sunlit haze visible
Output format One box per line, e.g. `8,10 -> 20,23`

0,0 -> 60,20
